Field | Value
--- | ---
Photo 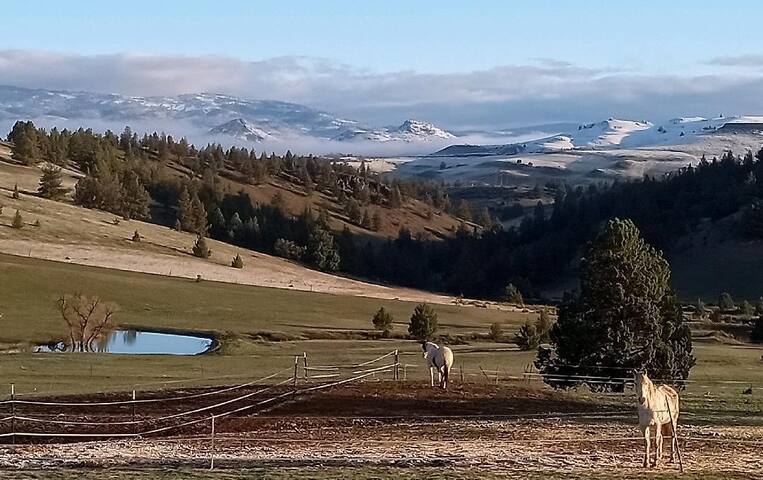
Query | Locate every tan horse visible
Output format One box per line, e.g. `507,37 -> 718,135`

634,372 -> 680,468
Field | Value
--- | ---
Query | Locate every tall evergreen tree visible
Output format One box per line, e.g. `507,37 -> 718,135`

8,121 -> 40,165
537,218 -> 695,391
408,303 -> 438,341
38,164 -> 68,200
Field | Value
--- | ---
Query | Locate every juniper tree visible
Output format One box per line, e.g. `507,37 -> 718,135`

536,218 -> 695,391
11,209 -> 23,229
12,184 -> 19,199
306,225 -> 340,272
231,253 -> 244,268
514,320 -> 540,350
372,307 -> 394,337
38,164 -> 68,200
504,283 -> 524,305
192,234 -> 211,259
719,292 -> 735,312
408,303 -> 438,341
489,322 -> 503,342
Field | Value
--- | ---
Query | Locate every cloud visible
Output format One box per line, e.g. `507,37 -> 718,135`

1,49 -> 763,129
706,54 -> 763,68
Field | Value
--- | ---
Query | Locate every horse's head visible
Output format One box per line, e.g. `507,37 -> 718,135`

633,369 -> 649,405
421,341 -> 437,359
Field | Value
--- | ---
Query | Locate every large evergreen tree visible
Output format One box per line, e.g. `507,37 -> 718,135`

38,164 -> 68,200
536,218 -> 695,391
8,121 -> 40,165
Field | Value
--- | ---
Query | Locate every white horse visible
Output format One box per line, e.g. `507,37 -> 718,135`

634,371 -> 680,468
422,341 -> 454,389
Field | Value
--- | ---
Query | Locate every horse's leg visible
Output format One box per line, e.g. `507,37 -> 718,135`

655,426 -> 663,467
641,425 -> 650,468
429,367 -> 435,387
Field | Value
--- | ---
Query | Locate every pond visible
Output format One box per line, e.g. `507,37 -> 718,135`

36,330 -> 214,355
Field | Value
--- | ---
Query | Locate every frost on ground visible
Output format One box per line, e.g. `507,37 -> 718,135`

0,418 -> 760,476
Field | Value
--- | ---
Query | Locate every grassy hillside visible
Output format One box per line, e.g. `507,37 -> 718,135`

0,253 -> 537,395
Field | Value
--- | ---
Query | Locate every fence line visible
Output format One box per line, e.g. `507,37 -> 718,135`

1,352 -> 400,442
1,368 -> 294,408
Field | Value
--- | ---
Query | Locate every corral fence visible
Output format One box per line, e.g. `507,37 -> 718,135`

0,350 -> 402,448
1,349 -> 761,471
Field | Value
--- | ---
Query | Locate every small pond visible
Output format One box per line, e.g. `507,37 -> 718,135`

37,330 -> 214,355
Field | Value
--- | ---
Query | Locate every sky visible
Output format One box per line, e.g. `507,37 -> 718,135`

2,1 -> 763,128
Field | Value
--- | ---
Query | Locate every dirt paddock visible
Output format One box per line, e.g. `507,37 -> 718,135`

0,382 -> 761,478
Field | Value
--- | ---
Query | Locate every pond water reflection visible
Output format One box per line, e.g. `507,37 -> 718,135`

37,330 -> 213,355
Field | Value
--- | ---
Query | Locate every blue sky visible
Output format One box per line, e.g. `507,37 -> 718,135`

2,1 -> 758,74
1,1 -> 763,127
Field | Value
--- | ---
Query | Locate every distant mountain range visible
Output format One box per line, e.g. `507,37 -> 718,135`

0,85 -> 455,146
432,116 -> 763,157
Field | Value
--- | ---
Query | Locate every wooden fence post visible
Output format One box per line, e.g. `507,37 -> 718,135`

460,365 -> 464,383
10,384 -> 15,445
303,352 -> 309,383
394,350 -> 399,380
132,390 -> 137,435
209,415 -> 216,470
293,355 -> 299,387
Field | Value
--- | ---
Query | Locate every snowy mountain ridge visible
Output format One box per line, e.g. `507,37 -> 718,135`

0,85 -> 453,145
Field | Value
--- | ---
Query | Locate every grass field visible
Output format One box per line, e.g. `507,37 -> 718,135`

0,252 -> 761,414
0,253 -> 540,396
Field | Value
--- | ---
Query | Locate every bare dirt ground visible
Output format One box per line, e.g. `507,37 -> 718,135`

0,383 -> 760,478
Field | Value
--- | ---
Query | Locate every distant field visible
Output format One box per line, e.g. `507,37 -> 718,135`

0,253 -> 537,396
0,253 -> 760,412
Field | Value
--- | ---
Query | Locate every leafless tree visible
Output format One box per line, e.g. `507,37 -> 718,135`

57,293 -> 118,352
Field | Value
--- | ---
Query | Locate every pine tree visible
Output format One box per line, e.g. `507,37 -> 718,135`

455,200 -> 472,221
719,292 -> 735,312
38,164 -> 68,200
192,234 -> 212,258
9,121 -> 40,165
536,218 -> 695,391
228,212 -> 244,240
478,207 -> 493,228
741,300 -> 755,319
345,198 -> 362,224
208,207 -> 227,239
372,307 -> 394,337
536,310 -> 553,343
306,225 -> 340,272
231,253 -> 244,268
514,321 -> 540,350
119,173 -> 150,220
489,322 -> 503,342
408,303 -> 438,340
756,297 -> 763,316
503,283 -> 524,304
11,209 -> 23,229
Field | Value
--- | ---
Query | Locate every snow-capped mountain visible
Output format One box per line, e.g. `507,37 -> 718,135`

334,119 -> 455,143
433,116 -> 763,156
0,85 -> 362,142
208,118 -> 273,142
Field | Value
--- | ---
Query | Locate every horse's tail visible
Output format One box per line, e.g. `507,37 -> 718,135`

442,347 -> 454,388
